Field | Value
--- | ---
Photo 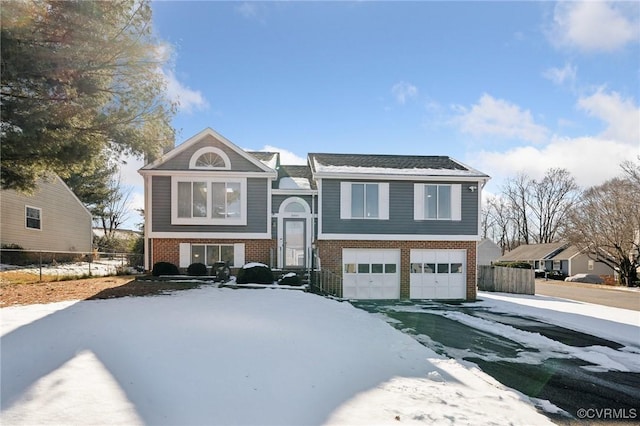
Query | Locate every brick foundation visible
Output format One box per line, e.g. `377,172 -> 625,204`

316,240 -> 477,300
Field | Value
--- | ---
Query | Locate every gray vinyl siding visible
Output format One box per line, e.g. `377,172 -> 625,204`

151,176 -> 269,233
570,254 -> 613,276
0,177 -> 92,252
271,194 -> 316,214
320,179 -> 479,235
156,136 -> 265,172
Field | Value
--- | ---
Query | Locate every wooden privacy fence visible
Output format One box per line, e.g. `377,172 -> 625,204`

478,265 -> 535,295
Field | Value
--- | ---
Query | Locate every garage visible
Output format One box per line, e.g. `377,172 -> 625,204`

343,249 -> 400,299
410,249 -> 466,300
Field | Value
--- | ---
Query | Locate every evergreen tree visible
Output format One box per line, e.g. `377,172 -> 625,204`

1,0 -> 175,192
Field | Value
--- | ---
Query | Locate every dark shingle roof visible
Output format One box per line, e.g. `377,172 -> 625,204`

499,243 -> 568,261
308,153 -> 488,177
248,152 -> 279,169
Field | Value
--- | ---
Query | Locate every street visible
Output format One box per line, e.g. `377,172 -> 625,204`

536,280 -> 640,311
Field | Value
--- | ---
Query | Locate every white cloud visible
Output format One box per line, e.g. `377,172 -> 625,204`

391,82 -> 418,105
543,62 -> 577,86
577,88 -> 640,146
549,1 -> 639,52
454,94 -> 549,144
473,136 -> 633,191
260,145 -> 307,165
236,2 -> 267,23
163,70 -> 208,114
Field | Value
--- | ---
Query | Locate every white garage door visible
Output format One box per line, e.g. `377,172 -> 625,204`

343,249 -> 400,299
410,249 -> 466,300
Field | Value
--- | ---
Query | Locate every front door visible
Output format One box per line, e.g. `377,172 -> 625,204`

284,218 -> 306,267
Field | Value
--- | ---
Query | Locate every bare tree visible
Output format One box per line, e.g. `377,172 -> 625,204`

93,173 -> 133,252
529,168 -> 580,243
484,195 -> 519,254
503,173 -> 533,245
565,175 -> 640,286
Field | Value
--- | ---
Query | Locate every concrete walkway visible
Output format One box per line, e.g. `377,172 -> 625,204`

535,279 -> 640,311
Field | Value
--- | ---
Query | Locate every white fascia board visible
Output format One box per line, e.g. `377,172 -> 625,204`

148,232 -> 272,239
272,189 -> 318,196
139,170 -> 277,179
140,127 -> 278,174
312,172 -> 488,182
317,233 -> 481,241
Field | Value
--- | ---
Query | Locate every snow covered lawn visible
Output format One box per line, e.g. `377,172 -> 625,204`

0,287 -> 552,425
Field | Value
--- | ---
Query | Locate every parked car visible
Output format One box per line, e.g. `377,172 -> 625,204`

534,269 -> 547,278
548,270 -> 568,281
565,274 -> 604,284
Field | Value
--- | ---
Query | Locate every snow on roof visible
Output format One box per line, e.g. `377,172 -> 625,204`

278,177 -> 311,189
313,162 -> 486,176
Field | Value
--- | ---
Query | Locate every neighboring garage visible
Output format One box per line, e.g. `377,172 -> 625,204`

410,249 -> 466,300
342,249 -> 400,299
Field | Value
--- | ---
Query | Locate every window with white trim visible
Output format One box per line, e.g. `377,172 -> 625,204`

340,182 -> 389,220
414,184 -> 461,221
189,147 -> 230,170
25,206 -> 41,230
191,244 -> 235,266
172,178 -> 246,225
179,242 -> 244,268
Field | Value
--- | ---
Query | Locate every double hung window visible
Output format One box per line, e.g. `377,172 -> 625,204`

414,184 -> 461,221
26,206 -> 41,230
340,182 -> 389,220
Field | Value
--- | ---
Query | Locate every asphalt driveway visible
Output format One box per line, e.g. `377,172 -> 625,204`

352,299 -> 640,425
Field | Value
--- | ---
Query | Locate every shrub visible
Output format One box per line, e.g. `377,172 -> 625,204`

279,272 -> 302,286
1,243 -> 28,265
493,261 -> 532,269
152,261 -> 179,276
187,262 -> 208,276
236,263 -> 274,284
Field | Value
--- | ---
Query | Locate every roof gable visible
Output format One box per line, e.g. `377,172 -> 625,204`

140,128 -> 276,175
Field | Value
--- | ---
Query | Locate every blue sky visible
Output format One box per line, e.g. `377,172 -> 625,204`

122,1 -> 639,228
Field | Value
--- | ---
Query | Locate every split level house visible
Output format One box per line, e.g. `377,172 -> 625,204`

139,128 -> 490,301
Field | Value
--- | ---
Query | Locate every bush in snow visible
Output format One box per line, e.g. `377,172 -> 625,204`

152,261 -> 179,277
278,272 -> 302,286
187,262 -> 208,276
236,262 -> 274,284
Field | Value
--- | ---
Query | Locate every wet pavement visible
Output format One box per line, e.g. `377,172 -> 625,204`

352,300 -> 640,424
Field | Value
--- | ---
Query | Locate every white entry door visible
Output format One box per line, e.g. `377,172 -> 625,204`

343,249 -> 400,299
410,249 -> 466,299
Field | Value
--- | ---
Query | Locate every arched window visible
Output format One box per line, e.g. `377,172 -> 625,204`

189,147 -> 230,169
279,197 -> 310,215
284,201 -> 306,213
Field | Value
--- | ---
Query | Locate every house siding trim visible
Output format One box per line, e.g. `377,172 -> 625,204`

148,232 -> 272,239
318,233 -> 482,241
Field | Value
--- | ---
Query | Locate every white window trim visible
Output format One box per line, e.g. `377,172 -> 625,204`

179,242 -> 244,268
188,147 -> 231,170
25,205 -> 42,230
171,177 -> 247,225
340,182 -> 389,220
414,183 -> 461,221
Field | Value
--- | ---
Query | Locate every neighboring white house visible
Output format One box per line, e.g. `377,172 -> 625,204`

477,238 -> 501,266
0,175 -> 92,252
